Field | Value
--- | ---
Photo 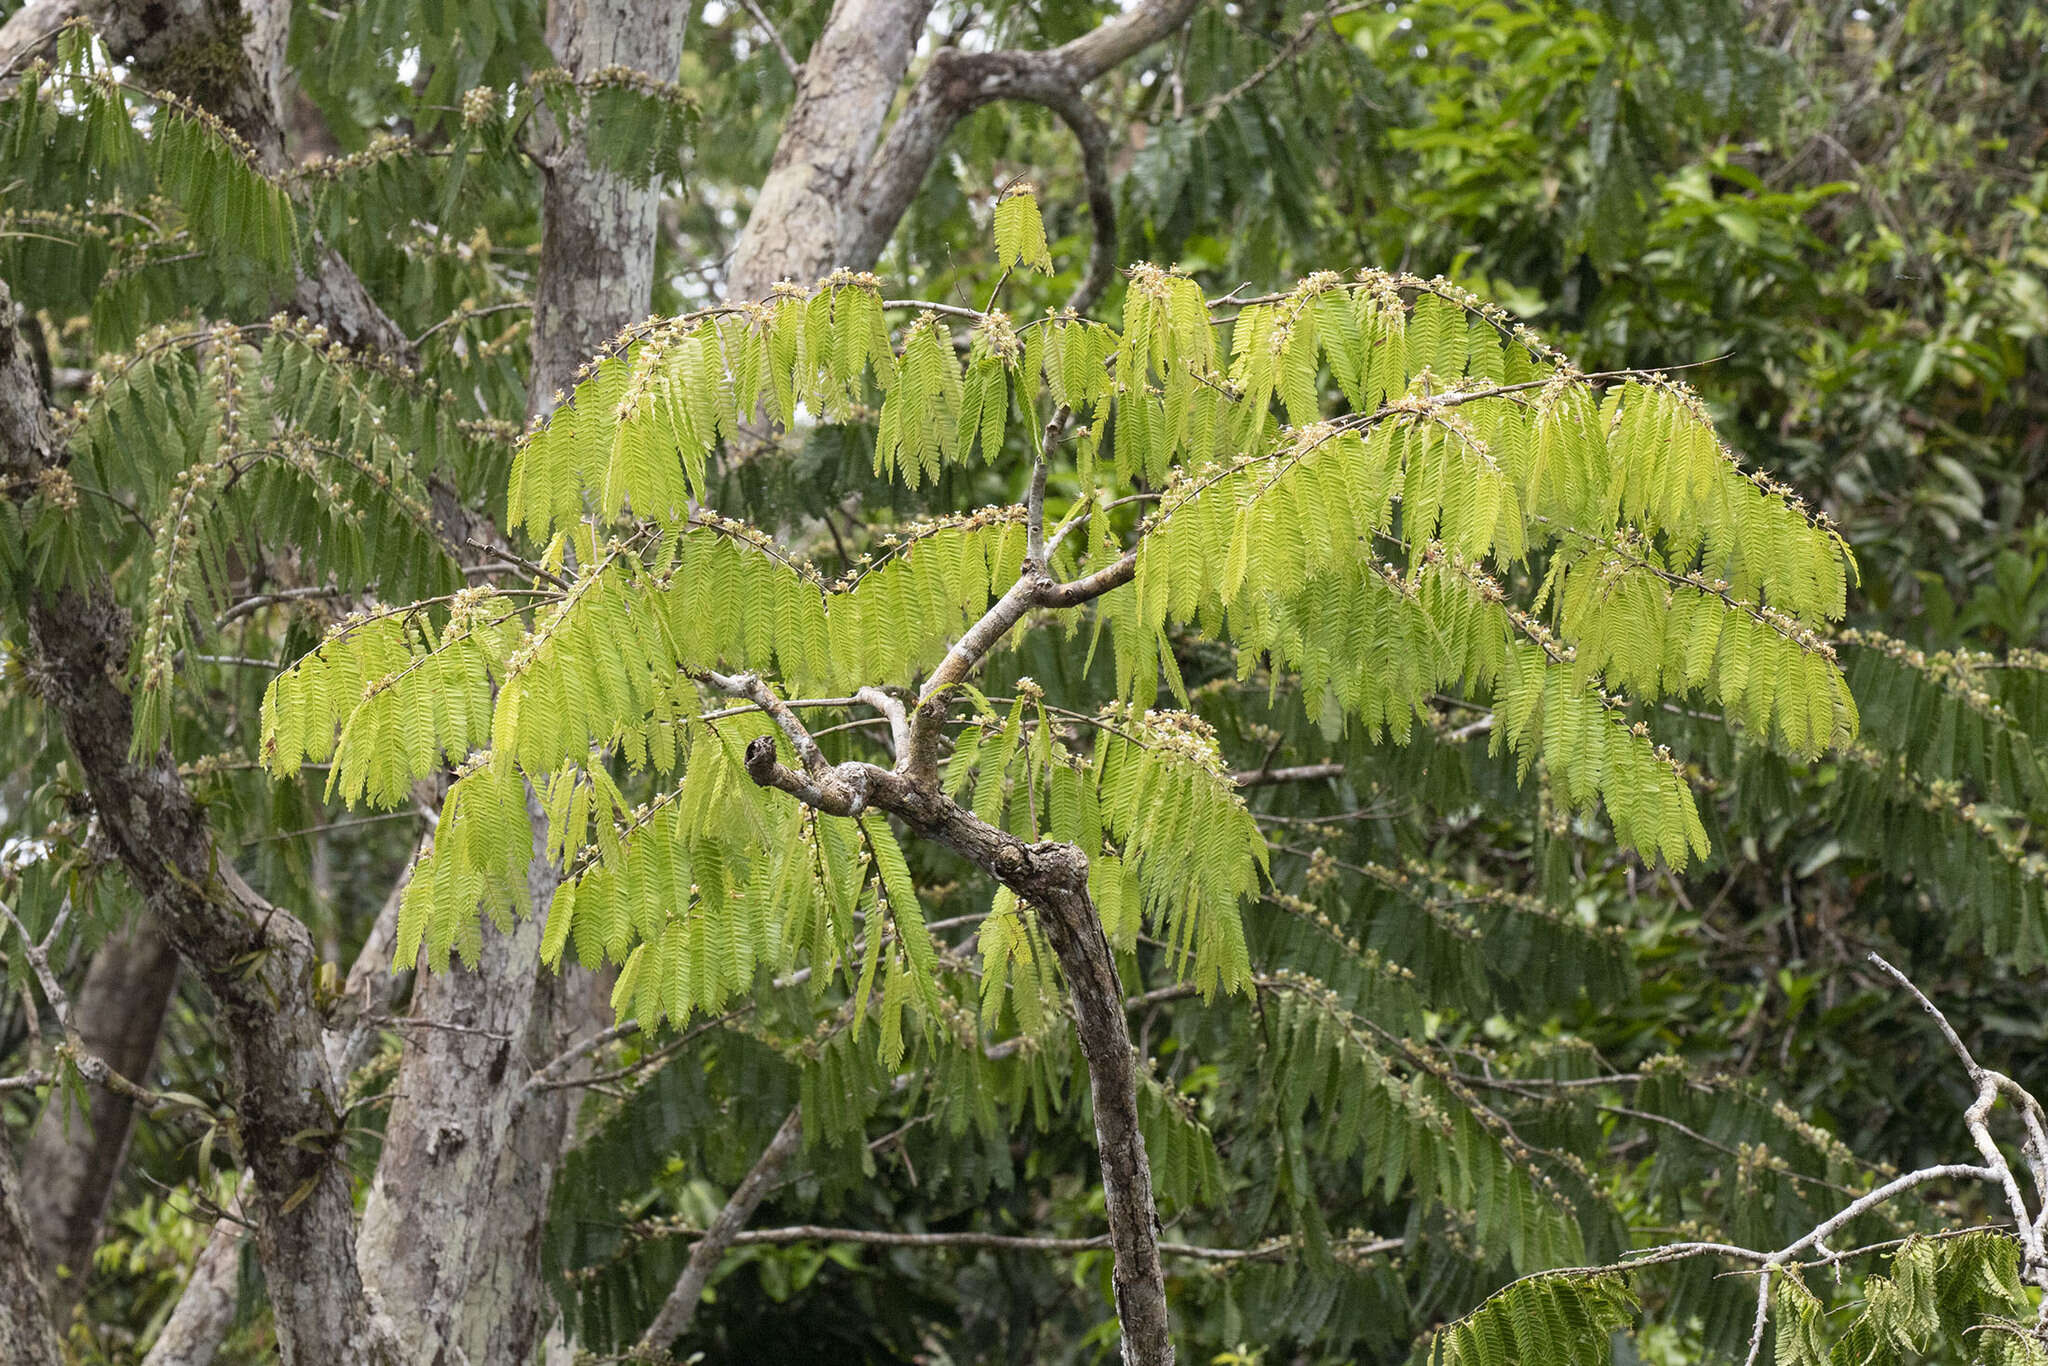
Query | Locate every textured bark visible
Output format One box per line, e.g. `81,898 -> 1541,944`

18,917 -> 182,1315
24,597 -> 392,1366
150,871 -> 403,1366
138,1200 -> 243,1366
1031,870 -> 1173,1366
723,0 -> 933,300
737,742 -> 1175,1366
1,1143 -> 66,1366
0,0 -> 280,129
354,820 -> 579,1364
0,0 -> 97,81
527,0 -> 688,386
636,1107 -> 804,1352
726,0 -> 1194,300
353,4 -> 684,1359
3,280 -> 394,1364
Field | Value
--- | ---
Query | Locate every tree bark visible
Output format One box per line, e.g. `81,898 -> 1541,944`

726,0 -> 1195,300
841,0 -> 1197,274
4,277 -> 394,1365
154,872 -> 403,1366
2,0 -> 416,359
1032,876 -> 1173,1366
723,0 -> 934,300
882,799 -> 1173,1366
1,1142 -> 66,1366
354,825 -> 579,1363
354,3 -> 684,1359
18,916 -> 182,1317
736,742 -> 1176,1366
528,0 -> 689,384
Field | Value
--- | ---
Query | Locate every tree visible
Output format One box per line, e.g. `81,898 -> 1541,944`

260,173 -> 1871,1363
6,2 -> 2048,1364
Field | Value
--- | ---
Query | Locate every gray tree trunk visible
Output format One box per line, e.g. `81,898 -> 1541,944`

138,1199 -> 243,1366
18,917 -> 182,1317
723,0 -> 934,300
1,1142 -> 66,1366
725,0 -> 1195,299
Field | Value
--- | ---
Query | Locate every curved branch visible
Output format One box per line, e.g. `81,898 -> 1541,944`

1037,89 -> 1117,314
842,0 -> 1199,274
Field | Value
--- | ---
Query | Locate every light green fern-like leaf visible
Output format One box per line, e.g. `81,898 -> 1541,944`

992,184 -> 1054,274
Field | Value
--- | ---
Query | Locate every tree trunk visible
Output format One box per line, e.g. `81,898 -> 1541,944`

4,282 -> 392,1366
354,821 -> 580,1363
355,3 -> 684,1358
19,916 -> 182,1317
1,1142 -> 66,1366
726,0 -> 1193,299
529,0 -> 688,384
139,1200 -> 243,1366
723,0 -> 934,300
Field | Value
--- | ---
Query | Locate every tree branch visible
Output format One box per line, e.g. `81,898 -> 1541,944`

1025,405 -> 1071,567
1231,762 -> 1345,788
702,669 -> 832,775
734,0 -> 797,78
734,735 -> 1175,1365
637,1106 -> 806,1352
855,685 -> 912,759
663,1222 -> 1402,1263
0,899 -> 216,1122
137,1184 -> 245,1366
844,0 -> 1200,273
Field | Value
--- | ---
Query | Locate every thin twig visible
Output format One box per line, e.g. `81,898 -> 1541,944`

735,0 -> 799,78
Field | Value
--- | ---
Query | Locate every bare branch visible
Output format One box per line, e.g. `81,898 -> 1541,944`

646,1221 -> 1401,1264
1025,405 -> 1071,566
637,1107 -> 805,1351
1231,762 -> 1345,788
0,900 -> 219,1122
881,297 -> 989,323
699,693 -> 865,722
855,686 -> 912,760
700,669 -> 830,775
1188,1 -> 1377,122
1052,94 -> 1118,315
903,574 -> 1042,784
464,537 -> 572,591
1036,549 -> 1139,608
1868,951 -> 1981,1077
734,0 -> 797,77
